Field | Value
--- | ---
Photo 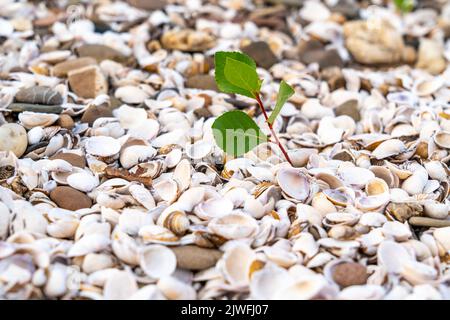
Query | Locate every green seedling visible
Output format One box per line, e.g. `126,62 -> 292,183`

393,0 -> 414,13
212,51 -> 294,164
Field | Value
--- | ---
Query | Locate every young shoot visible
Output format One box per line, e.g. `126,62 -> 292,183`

212,51 -> 294,165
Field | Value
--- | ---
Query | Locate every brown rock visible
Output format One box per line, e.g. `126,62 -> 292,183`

127,0 -> 166,10
171,245 -> 223,270
52,57 -> 97,78
321,67 -> 346,91
298,39 -> 325,56
50,152 -> 86,168
50,186 -> 92,211
241,41 -> 279,69
332,262 -> 368,288
302,49 -> 344,69
76,44 -> 129,64
68,66 -> 108,99
56,114 -> 75,130
186,75 -> 218,91
344,20 -> 406,65
161,29 -> 216,52
15,86 -> 63,105
335,99 -> 360,121
80,104 -> 113,126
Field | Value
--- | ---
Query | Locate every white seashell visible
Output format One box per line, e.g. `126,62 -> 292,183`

39,50 -> 71,63
19,112 -> 59,129
128,119 -> 160,141
67,171 -> 99,192
413,77 -> 444,97
277,168 -> 310,202
194,197 -> 233,220
111,229 -> 140,265
219,243 -> 256,287
120,145 -> 156,169
434,131 -> 450,149
186,140 -> 212,160
300,0 -> 330,22
153,179 -> 179,203
139,245 -> 177,279
44,264 -> 67,298
263,246 -> 298,268
372,139 -> 407,160
208,213 -> 258,239
381,221 -> 412,242
250,264 -> 292,299
103,270 -> 138,300
337,285 -> 385,300
115,86 -> 149,104
338,167 -> 375,188
292,232 -> 319,258
68,234 -> 110,257
130,285 -> 166,300
165,148 -> 182,168
85,136 -> 121,157
113,105 -> 148,129
377,241 -> 413,274
424,161 -> 447,181
129,184 -> 155,210
82,253 -> 115,274
119,209 -> 153,236
273,275 -> 329,300
176,187 -> 206,212
157,276 -> 196,300
27,126 -> 44,145
433,227 -> 450,255
401,164 -> 428,195
423,201 -> 448,220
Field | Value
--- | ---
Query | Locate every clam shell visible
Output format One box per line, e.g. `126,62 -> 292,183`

139,245 -> 177,279
208,213 -> 258,240
277,168 -> 310,202
85,136 -> 121,157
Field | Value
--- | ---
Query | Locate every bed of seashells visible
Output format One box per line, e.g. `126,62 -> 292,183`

0,0 -> 449,300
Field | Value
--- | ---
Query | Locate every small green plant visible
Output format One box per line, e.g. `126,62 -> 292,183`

212,51 -> 294,165
393,0 -> 414,13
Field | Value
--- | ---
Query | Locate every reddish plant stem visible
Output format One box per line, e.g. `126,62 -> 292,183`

255,93 -> 293,165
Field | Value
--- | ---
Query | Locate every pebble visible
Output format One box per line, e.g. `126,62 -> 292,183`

68,66 -> 108,99
127,0 -> 167,10
15,86 -> 63,105
0,123 -> 28,157
416,39 -> 447,75
186,75 -> 218,91
50,186 -> 92,211
335,99 -> 360,121
409,217 -> 450,228
56,114 -> 75,130
80,104 -> 113,126
170,245 -> 223,270
321,67 -> 346,91
7,103 -> 63,114
52,57 -> 97,78
298,40 -> 344,69
50,153 -> 86,168
332,0 -> 359,20
241,41 -> 279,70
332,262 -> 368,288
161,29 -> 216,52
75,44 -> 129,64
344,20 -> 406,65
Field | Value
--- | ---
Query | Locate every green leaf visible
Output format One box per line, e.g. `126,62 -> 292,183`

393,0 -> 414,13
223,57 -> 262,98
212,110 -> 268,157
268,81 -> 294,125
214,51 -> 261,99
